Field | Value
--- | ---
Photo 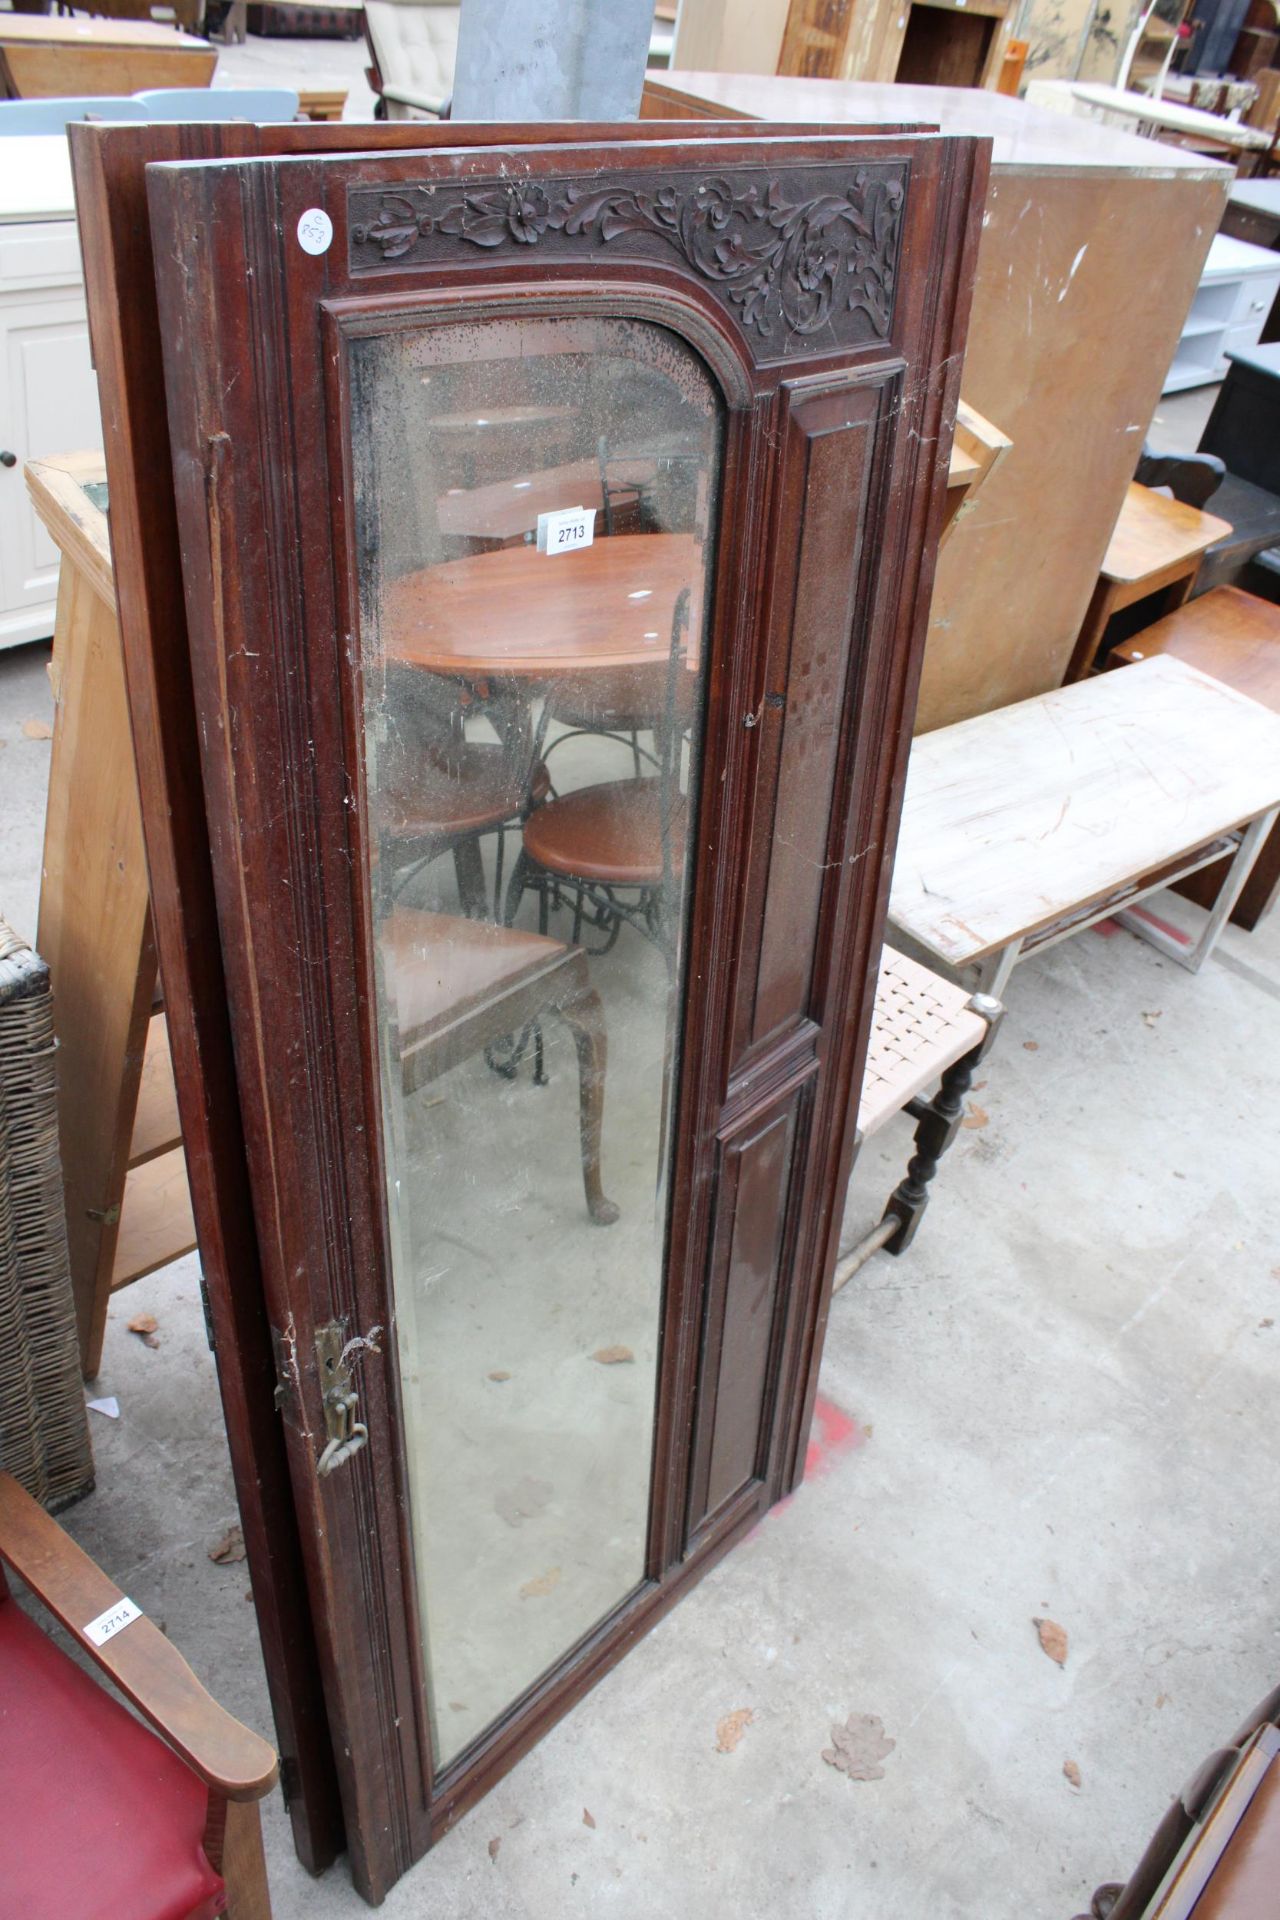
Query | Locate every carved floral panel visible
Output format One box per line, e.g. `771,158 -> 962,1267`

347,165 -> 908,356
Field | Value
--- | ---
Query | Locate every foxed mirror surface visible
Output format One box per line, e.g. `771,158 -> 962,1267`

350,314 -> 723,1767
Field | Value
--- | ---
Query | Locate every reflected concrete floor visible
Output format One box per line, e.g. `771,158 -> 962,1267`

6,385 -> 1278,1914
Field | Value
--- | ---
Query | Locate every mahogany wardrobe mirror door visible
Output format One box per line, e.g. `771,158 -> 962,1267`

147,127 -> 986,1902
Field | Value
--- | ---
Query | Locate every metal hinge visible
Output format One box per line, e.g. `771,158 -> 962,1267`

314,1321 -> 369,1477
198,1271 -> 217,1355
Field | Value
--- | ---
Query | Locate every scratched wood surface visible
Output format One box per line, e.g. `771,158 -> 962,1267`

890,655 -> 1280,965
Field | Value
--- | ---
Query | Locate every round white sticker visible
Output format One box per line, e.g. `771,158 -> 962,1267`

297,208 -> 333,257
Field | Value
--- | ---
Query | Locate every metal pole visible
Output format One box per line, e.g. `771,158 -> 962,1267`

451,0 -> 656,120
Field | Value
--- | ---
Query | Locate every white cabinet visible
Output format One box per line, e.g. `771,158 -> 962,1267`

1164,233 -> 1280,396
0,140 -> 103,651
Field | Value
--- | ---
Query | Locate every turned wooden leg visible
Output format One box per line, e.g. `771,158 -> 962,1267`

883,996 -> 1002,1255
205,1793 -> 273,1920
556,985 -> 620,1227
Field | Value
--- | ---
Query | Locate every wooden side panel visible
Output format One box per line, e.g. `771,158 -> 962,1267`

34,554 -> 155,1375
686,1089 -> 805,1533
917,167 -> 1228,732
749,380 -> 886,1047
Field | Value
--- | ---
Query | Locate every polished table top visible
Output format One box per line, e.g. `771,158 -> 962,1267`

382,531 -> 700,678
1101,482 -> 1233,585
436,457 -> 658,543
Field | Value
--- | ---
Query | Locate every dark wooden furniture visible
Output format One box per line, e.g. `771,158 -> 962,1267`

1072,1684 -> 1280,1920
1111,585 -> 1280,930
69,109 -> 914,1889
70,112 -> 981,1899
1196,344 -> 1280,597
0,1469 -> 278,1920
387,907 -> 617,1225
139,120 -> 985,1901
1066,481 -> 1234,682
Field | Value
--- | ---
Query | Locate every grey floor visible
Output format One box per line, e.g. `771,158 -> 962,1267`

5,180 -> 1277,1917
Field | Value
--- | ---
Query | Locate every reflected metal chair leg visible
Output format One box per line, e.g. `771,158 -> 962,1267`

556,984 -> 620,1226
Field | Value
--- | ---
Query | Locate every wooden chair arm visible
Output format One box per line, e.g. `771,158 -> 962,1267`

0,1472 -> 277,1801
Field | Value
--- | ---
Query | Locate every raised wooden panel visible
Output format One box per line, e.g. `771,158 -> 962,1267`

749,375 -> 894,1048
686,1084 -> 807,1536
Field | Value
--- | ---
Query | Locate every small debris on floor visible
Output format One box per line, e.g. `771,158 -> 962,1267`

20,718 -> 51,740
1063,1759 -> 1082,1789
488,1836 -> 501,1863
128,1312 -> 160,1348
519,1567 -> 561,1599
822,1712 -> 895,1780
1141,1010 -> 1162,1029
715,1707 -> 754,1753
1023,1040 -> 1039,1051
496,1475 -> 553,1528
582,1808 -> 596,1829
591,1345 -> 634,1365
86,1396 -> 120,1419
963,1102 -> 989,1129
1034,1617 -> 1069,1666
208,1524 -> 246,1565
487,1369 -> 512,1382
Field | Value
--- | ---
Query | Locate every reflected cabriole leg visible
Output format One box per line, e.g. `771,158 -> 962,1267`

883,996 -> 1003,1255
555,978 -> 620,1227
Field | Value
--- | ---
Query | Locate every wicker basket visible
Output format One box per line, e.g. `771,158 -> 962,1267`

0,923 -> 93,1511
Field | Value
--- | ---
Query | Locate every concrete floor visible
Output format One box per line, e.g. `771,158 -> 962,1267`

4,185 -> 1278,1914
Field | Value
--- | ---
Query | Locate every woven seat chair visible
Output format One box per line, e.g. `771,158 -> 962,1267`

832,948 -> 1002,1290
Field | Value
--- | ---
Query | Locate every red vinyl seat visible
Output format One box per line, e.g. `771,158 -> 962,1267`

0,1594 -> 226,1920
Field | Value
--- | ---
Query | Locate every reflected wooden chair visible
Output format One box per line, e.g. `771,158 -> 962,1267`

384,906 -> 618,1224
505,588 -> 692,957
831,949 -> 1002,1291
0,1469 -> 278,1920
1071,1683 -> 1280,1919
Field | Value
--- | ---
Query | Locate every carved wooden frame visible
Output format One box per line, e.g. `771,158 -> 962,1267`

145,128 -> 986,1903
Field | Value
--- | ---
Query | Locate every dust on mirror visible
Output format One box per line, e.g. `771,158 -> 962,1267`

350,314 -> 723,1766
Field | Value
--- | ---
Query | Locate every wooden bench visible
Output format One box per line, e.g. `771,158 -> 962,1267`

888,656 -> 1280,998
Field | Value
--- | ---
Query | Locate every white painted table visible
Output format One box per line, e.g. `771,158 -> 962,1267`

889,657 -> 1280,995
1026,78 -> 1272,153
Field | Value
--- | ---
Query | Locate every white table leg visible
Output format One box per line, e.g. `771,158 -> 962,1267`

1116,805 -> 1280,974
974,940 -> 1021,999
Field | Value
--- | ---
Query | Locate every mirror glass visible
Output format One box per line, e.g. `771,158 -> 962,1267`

350,315 -> 722,1768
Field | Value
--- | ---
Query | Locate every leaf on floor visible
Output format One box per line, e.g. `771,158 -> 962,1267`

582,1808 -> 596,1829
127,1312 -> 160,1348
1063,1759 -> 1082,1789
488,1836 -> 501,1863
715,1707 -> 754,1753
519,1566 -> 561,1600
591,1345 -> 634,1365
1023,1040 -> 1040,1051
209,1524 -> 246,1565
21,718 -> 52,740
495,1475 -> 553,1529
1034,1617 -> 1069,1666
962,1102 -> 989,1129
487,1369 -> 512,1382
822,1712 -> 895,1781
